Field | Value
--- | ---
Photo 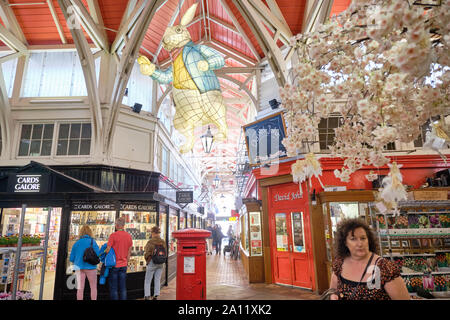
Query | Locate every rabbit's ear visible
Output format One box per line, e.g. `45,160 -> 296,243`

180,3 -> 198,26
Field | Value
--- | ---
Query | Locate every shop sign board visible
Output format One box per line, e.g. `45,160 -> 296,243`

273,190 -> 302,202
176,191 -> 193,204
242,111 -> 288,166
8,174 -> 49,194
120,203 -> 157,211
72,202 -> 116,211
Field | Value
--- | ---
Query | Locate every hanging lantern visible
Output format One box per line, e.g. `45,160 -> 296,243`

201,126 -> 214,154
213,175 -> 220,188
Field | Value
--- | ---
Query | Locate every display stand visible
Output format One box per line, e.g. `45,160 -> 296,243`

369,194 -> 450,299
239,199 -> 265,283
1,205 -> 54,300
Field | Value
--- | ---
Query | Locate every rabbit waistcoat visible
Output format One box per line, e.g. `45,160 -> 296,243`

151,42 -> 225,94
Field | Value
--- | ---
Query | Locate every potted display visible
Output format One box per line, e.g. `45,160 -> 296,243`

376,215 -> 386,229
0,291 -> 34,300
410,277 -> 423,293
0,235 -> 41,247
439,214 -> 450,228
436,253 -> 448,268
408,215 -> 419,229
434,276 -> 447,292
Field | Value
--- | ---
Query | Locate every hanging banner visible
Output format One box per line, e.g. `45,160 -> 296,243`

242,111 -> 288,166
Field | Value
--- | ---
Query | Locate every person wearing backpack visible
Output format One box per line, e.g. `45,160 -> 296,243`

143,226 -> 167,300
69,225 -> 100,300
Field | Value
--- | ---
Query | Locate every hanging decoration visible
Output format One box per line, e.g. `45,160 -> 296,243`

379,162 -> 408,216
291,153 -> 324,196
281,0 -> 450,185
423,118 -> 450,163
138,3 -> 228,154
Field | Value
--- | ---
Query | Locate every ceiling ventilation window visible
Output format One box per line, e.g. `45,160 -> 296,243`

18,124 -> 54,157
0,52 -> 18,98
124,61 -> 153,111
22,52 -> 100,97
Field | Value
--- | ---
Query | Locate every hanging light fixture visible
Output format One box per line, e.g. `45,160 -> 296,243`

213,175 -> 220,188
200,126 -> 214,153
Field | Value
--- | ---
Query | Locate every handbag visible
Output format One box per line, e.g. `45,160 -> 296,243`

104,247 -> 116,268
83,238 -> 100,265
319,288 -> 339,300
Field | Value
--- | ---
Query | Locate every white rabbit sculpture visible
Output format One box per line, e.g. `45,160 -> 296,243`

138,3 -> 228,154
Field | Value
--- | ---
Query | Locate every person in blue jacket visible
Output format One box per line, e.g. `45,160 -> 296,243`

69,225 -> 100,300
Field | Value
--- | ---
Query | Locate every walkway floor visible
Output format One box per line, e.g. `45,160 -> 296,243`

159,252 -> 320,300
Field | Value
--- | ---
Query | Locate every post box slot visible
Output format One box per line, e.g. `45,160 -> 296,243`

183,246 -> 197,249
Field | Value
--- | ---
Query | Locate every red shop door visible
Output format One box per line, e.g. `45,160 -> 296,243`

271,211 -> 312,289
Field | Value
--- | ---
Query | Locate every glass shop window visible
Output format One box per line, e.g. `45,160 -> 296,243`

159,211 -> 167,242
67,210 -> 116,275
120,210 -> 157,273
168,209 -> 178,256
18,124 -> 54,157
162,146 -> 169,176
56,123 -> 91,156
187,214 -> 192,228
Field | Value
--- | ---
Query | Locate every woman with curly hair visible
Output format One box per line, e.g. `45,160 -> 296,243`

328,218 -> 410,300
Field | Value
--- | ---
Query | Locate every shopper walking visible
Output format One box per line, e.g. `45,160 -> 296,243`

328,218 -> 410,300
227,225 -> 234,246
213,225 -> 225,255
69,225 -> 100,300
105,217 -> 133,300
143,226 -> 167,300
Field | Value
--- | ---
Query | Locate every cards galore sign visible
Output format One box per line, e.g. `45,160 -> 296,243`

8,174 -> 49,193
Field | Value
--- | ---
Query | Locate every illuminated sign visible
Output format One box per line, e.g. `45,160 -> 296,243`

8,174 -> 49,194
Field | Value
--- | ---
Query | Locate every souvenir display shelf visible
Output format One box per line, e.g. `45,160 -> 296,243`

120,211 -> 157,273
369,199 -> 450,298
67,211 -> 116,274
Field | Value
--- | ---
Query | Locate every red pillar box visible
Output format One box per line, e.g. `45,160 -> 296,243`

172,228 -> 211,300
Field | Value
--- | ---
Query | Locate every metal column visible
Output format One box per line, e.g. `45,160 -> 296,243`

39,207 -> 52,300
11,204 -> 26,300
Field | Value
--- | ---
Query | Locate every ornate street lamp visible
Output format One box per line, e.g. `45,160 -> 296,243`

200,126 -> 214,153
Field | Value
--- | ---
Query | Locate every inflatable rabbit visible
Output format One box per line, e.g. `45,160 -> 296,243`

138,3 -> 228,154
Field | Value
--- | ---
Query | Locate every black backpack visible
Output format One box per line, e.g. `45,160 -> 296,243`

83,238 -> 100,265
152,244 -> 167,264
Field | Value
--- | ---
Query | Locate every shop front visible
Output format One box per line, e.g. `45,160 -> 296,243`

0,161 -> 183,300
266,181 -> 315,290
252,154 -> 450,294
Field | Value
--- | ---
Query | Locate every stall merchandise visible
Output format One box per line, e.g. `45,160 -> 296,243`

67,210 -> 116,274
0,208 -> 61,300
168,211 -> 178,256
370,198 -> 450,298
120,210 -> 157,273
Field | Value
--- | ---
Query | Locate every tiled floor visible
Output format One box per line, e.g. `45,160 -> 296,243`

158,253 -> 320,300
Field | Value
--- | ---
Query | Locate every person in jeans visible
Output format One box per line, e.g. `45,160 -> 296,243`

69,225 -> 100,300
105,217 -> 133,300
143,226 -> 166,300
